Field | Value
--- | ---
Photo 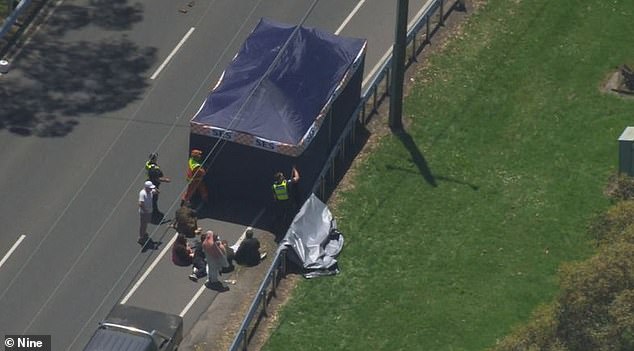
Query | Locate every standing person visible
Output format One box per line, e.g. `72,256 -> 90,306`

146,153 -> 171,223
272,165 -> 300,233
235,228 -> 266,266
182,149 -> 209,209
138,181 -> 156,245
202,231 -> 228,290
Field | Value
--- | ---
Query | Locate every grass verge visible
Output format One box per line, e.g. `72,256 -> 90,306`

0,3 -> 7,21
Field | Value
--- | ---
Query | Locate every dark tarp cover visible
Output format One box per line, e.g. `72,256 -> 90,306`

190,18 -> 367,156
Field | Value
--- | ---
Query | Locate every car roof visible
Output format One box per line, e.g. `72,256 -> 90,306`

83,328 -> 157,351
104,304 -> 182,336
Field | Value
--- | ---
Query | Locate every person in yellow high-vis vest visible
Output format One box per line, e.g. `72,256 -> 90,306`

183,149 -> 209,207
145,153 -> 171,223
272,166 -> 300,235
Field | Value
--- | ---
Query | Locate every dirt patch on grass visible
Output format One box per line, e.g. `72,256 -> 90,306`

604,173 -> 634,201
601,67 -> 634,98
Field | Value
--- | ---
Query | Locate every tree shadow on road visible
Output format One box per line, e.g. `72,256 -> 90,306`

0,0 -> 155,137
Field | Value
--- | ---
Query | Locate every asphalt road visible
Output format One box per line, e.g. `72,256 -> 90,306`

0,0 -> 433,349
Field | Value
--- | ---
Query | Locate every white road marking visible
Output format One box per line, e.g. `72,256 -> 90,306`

230,225 -> 252,252
150,27 -> 195,80
0,235 -> 26,269
362,49 -> 392,88
179,284 -> 206,317
120,232 -> 179,304
335,0 -> 366,35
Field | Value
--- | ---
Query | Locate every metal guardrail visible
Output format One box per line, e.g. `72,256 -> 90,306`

0,0 -> 32,42
229,1 -> 460,349
229,246 -> 288,351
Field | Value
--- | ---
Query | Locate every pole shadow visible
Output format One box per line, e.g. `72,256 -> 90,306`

393,129 -> 438,187
391,128 -> 479,190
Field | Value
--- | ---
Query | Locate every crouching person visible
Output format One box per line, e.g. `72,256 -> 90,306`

171,234 -> 193,266
188,232 -> 208,282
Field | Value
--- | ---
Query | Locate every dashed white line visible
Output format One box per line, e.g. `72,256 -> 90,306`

0,235 -> 26,269
120,232 -> 179,304
335,0 -> 366,35
150,27 -> 195,80
179,284 -> 206,317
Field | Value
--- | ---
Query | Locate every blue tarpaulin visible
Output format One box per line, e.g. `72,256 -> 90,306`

191,18 -> 366,156
188,18 -> 366,223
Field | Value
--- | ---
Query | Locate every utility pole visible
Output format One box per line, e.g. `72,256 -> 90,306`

389,0 -> 408,131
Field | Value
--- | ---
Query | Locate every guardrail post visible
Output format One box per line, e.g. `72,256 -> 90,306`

271,267 -> 278,297
411,34 -> 417,62
342,138 -> 346,161
352,120 -> 357,144
425,16 -> 430,44
281,249 -> 287,277
328,109 -> 333,145
330,159 -> 335,184
372,85 -> 378,113
361,102 -> 367,124
241,329 -> 248,351
261,290 -> 267,316
385,68 -> 391,96
320,177 -> 325,199
439,0 -> 445,26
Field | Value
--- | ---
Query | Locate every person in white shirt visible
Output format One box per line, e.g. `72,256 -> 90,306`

138,181 -> 156,245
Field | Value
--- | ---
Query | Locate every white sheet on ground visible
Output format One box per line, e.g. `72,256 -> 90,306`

282,193 -> 344,277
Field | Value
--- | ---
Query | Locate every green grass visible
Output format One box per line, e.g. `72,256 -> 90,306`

0,3 -> 7,21
263,0 -> 634,350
